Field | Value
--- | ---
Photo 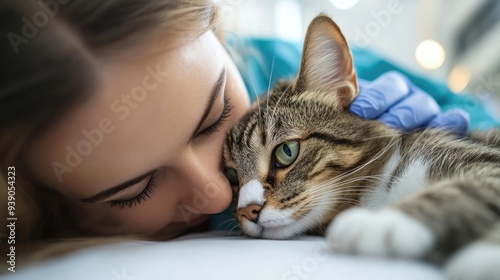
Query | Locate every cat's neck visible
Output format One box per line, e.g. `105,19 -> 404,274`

358,137 -> 402,209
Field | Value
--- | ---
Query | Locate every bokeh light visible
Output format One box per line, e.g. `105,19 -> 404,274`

415,39 -> 446,70
448,65 -> 470,93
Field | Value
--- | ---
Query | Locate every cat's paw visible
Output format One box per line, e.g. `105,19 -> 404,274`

445,242 -> 500,280
325,208 -> 435,258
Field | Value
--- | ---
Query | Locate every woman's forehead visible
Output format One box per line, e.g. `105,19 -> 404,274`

23,31 -> 226,198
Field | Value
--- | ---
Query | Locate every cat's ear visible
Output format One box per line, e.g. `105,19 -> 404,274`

293,14 -> 358,108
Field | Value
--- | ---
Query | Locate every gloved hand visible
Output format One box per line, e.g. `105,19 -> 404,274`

350,71 -> 470,135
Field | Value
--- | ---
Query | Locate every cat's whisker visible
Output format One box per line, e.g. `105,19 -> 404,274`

326,175 -> 387,186
307,177 -> 368,190
309,185 -> 370,197
321,137 -> 400,183
265,53 -> 277,125
267,82 -> 293,140
309,166 -> 394,192
314,181 -> 391,196
233,53 -> 265,126
307,187 -> 374,198
218,218 -> 238,231
303,174 -> 398,200
305,177 -> 383,196
305,189 -> 358,201
305,181 -> 376,197
302,167 -> 401,195
230,41 -> 276,128
230,46 -> 260,102
360,133 -> 401,141
303,196 -> 361,207
296,199 -> 359,212
227,224 -> 241,236
297,203 -> 350,213
306,190 -> 367,203
316,174 -> 394,189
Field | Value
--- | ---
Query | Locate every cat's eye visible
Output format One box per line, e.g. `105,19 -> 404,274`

274,140 -> 300,168
224,167 -> 239,186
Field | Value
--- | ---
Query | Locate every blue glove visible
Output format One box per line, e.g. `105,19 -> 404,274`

349,71 -> 470,135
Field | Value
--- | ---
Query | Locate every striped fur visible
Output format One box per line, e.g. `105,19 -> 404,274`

223,14 -> 500,273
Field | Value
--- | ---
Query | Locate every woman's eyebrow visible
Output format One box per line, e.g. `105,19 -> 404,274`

79,171 -> 153,203
192,67 -> 226,137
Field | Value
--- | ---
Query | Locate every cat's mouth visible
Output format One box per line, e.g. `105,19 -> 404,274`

259,219 -> 294,238
234,181 -> 329,239
259,218 -> 290,228
237,200 -> 331,239
241,218 -> 296,239
237,207 -> 314,239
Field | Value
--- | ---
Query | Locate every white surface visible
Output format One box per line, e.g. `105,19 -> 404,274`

3,232 -> 446,280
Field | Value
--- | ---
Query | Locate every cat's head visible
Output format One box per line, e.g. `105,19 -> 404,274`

223,14 -> 399,239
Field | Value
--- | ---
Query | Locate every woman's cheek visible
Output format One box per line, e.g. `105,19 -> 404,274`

75,187 -> 179,236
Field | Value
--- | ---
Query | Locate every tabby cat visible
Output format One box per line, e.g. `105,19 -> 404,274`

223,14 -> 500,278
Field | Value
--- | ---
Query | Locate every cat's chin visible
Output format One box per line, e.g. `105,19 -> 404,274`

241,219 -> 299,239
262,226 -> 298,239
240,204 -> 331,239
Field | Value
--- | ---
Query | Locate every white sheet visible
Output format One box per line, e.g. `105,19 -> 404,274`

3,232 -> 446,280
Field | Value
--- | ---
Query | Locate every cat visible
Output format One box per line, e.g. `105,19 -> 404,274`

223,14 -> 500,279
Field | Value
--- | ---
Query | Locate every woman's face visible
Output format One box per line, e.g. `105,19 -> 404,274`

25,31 -> 250,237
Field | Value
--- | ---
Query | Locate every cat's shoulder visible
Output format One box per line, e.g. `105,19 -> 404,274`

401,128 -> 500,152
468,128 -> 500,147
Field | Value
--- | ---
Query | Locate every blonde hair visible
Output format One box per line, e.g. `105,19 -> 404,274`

0,0 -> 224,268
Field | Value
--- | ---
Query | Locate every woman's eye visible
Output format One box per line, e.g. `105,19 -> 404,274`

110,170 -> 160,209
224,167 -> 239,186
197,97 -> 233,137
274,140 -> 300,168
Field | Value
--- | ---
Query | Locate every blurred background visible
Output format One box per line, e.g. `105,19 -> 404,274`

222,0 -> 500,118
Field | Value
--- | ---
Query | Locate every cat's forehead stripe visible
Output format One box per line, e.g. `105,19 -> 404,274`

245,121 -> 258,148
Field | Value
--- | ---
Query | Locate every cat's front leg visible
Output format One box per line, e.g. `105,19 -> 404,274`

326,175 -> 500,263
325,207 -> 435,259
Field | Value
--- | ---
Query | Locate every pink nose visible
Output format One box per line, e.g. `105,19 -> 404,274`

238,204 -> 262,223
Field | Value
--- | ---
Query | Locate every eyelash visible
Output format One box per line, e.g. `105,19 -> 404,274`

109,99 -> 233,209
197,97 -> 233,137
110,170 -> 159,209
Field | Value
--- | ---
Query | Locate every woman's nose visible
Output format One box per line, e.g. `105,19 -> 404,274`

174,149 -> 232,215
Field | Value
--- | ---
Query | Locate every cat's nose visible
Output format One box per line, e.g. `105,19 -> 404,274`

238,204 -> 262,223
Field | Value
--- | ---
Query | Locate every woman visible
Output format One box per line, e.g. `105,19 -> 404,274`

0,0 -> 479,265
